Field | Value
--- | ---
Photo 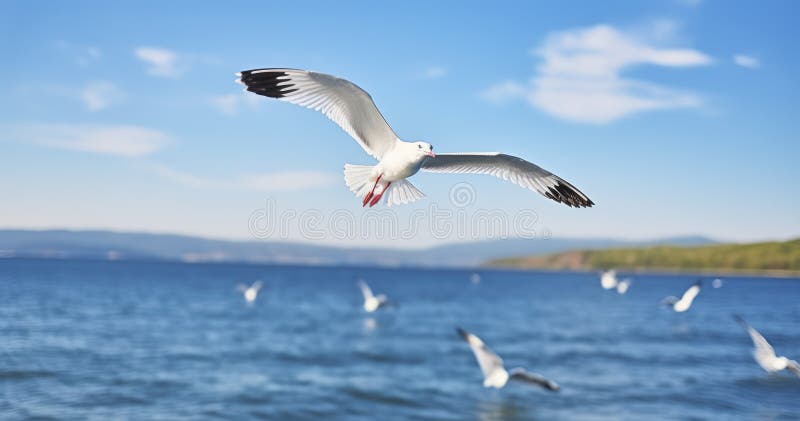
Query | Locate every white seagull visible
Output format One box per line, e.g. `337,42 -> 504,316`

470,273 -> 482,285
457,328 -> 559,391
236,281 -> 263,303
600,270 -> 618,290
734,315 -> 800,377
236,68 -> 594,208
616,278 -> 632,295
358,280 -> 388,313
661,280 -> 701,312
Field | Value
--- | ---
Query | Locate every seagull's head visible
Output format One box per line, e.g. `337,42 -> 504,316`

413,141 -> 435,158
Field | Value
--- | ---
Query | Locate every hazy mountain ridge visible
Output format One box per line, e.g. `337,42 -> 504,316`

0,229 -> 715,268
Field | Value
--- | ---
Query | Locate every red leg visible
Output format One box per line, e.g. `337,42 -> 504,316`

362,175 -> 382,207
369,181 -> 391,207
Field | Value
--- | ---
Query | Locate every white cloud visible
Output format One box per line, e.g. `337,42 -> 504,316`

148,164 -> 337,192
81,81 -> 124,111
134,47 -> 183,77
484,23 -> 712,123
210,92 -> 260,115
16,124 -> 170,157
734,54 -> 760,69
421,66 -> 448,79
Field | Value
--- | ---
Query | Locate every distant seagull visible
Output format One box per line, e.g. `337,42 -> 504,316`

358,280 -> 388,313
600,270 -> 618,290
236,68 -> 593,208
470,273 -> 482,285
661,280 -> 701,312
236,281 -> 263,303
616,278 -> 632,295
456,328 -> 559,391
712,278 -> 724,289
734,315 -> 800,377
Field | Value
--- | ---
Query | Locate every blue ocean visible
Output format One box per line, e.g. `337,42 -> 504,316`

1,259 -> 798,420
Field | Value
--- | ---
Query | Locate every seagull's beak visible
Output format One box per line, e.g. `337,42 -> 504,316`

426,151 -> 436,158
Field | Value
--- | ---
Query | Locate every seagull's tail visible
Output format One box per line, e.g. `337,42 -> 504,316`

385,179 -> 425,207
344,164 -> 425,207
344,164 -> 377,199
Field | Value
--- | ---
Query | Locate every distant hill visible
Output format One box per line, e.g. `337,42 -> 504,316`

486,238 -> 800,275
0,229 -> 715,268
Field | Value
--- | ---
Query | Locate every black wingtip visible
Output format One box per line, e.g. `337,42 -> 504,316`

237,69 -> 298,99
546,179 -> 594,208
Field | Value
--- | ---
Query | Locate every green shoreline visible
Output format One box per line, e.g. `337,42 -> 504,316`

485,238 -> 800,277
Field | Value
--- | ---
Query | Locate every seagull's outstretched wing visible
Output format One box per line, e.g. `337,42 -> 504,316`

616,279 -> 631,294
509,368 -> 560,391
422,153 -> 593,208
358,280 -> 375,301
681,280 -> 702,303
734,315 -> 777,362
237,68 -> 399,160
457,328 -> 505,380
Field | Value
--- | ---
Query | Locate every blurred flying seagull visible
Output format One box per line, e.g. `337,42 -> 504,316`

358,280 -> 388,313
661,280 -> 701,312
456,328 -> 559,391
600,270 -> 618,290
470,273 -> 482,285
236,68 -> 594,208
236,281 -> 263,303
616,278 -> 632,295
734,315 -> 800,377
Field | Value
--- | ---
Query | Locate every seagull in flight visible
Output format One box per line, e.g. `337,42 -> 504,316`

358,280 -> 388,313
470,273 -> 482,285
236,281 -> 263,303
661,280 -> 701,312
456,328 -> 559,391
734,315 -> 800,377
600,270 -> 618,290
236,68 -> 594,208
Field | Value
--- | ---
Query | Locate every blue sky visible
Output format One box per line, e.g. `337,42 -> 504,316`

1,0 -> 798,248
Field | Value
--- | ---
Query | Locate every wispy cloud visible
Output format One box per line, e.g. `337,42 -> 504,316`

81,81 -> 124,111
483,23 -> 712,124
55,42 -> 101,67
479,81 -> 527,103
421,66 -> 448,79
210,92 -> 261,115
734,54 -> 760,69
14,124 -> 170,157
238,172 -> 339,191
134,47 -> 183,77
148,164 -> 338,192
